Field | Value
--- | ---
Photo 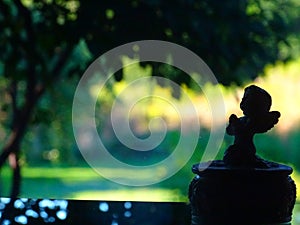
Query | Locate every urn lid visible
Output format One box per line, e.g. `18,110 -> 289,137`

192,160 -> 293,177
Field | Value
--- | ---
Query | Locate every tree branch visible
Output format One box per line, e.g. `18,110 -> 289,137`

9,152 -> 21,198
13,0 -> 36,46
9,81 -> 19,125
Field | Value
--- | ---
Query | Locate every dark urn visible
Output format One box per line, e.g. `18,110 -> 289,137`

189,85 -> 296,225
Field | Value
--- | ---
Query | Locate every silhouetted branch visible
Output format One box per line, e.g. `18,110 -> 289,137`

9,152 -> 21,198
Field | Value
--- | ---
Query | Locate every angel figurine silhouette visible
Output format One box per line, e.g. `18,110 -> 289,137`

223,85 -> 281,167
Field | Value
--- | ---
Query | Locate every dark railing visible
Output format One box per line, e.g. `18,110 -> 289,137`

0,198 -> 299,225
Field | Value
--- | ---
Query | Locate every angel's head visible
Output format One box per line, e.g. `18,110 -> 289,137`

240,85 -> 272,117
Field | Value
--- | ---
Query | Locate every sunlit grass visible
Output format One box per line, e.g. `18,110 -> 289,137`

0,166 -> 188,202
71,189 -> 185,202
20,167 -> 100,180
2,164 -> 299,202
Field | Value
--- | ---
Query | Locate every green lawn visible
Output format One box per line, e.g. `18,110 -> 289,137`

1,164 -> 300,203
0,166 -> 189,202
2,162 -> 294,203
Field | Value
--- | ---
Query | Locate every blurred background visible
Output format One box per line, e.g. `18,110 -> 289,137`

0,0 -> 300,205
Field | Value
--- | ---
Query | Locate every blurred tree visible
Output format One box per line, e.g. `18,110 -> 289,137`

0,0 -> 84,197
78,0 -> 300,85
0,0 -> 299,197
